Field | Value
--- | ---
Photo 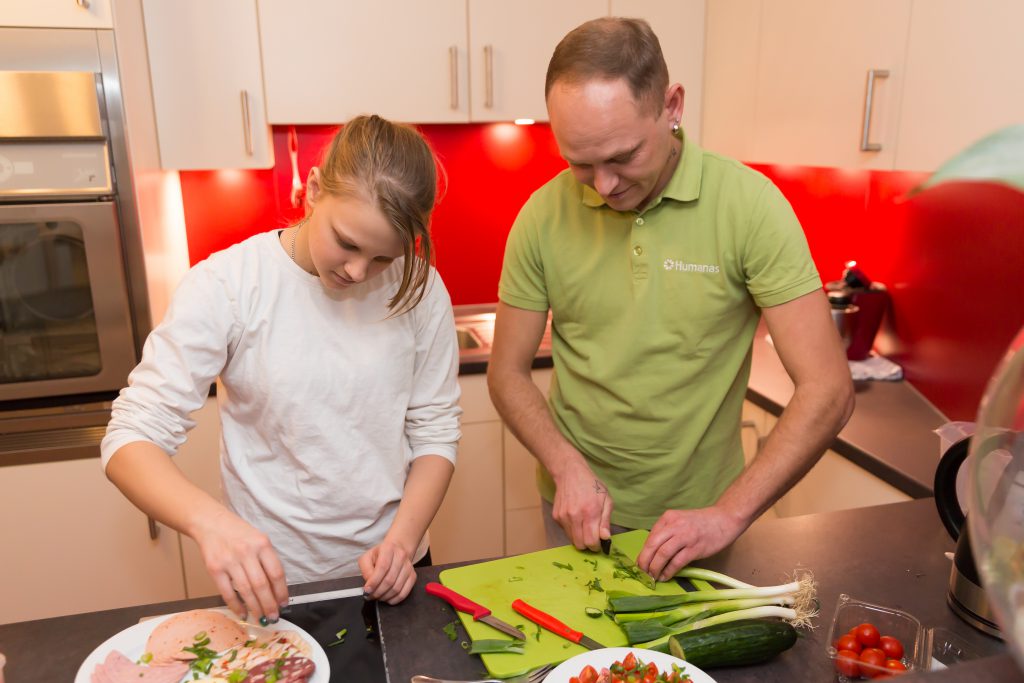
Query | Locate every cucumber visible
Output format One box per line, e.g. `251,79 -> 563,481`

667,619 -> 797,669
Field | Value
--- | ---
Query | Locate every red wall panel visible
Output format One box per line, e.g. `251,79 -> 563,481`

178,125 -> 1024,421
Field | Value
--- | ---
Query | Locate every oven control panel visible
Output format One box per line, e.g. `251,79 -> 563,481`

0,141 -> 112,198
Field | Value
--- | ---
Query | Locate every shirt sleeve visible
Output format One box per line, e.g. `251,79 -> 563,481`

742,179 -> 822,308
101,259 -> 239,469
405,268 -> 462,464
498,197 -> 550,312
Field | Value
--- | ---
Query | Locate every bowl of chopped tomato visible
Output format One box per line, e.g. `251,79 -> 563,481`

544,647 -> 717,683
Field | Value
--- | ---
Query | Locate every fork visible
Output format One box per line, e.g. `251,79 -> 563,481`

411,663 -> 553,683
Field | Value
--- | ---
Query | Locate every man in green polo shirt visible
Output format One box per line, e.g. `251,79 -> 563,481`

487,17 -> 854,582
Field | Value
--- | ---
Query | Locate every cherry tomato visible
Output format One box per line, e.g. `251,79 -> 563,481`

835,649 -> 861,678
885,659 -> 908,673
578,665 -> 598,683
859,648 -> 887,678
623,652 -> 637,672
836,633 -> 863,654
879,635 -> 905,660
855,623 -> 881,648
570,678 -> 581,683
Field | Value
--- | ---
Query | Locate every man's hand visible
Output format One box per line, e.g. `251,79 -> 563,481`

359,538 -> 417,605
552,459 -> 614,552
636,507 -> 745,581
193,508 -> 290,622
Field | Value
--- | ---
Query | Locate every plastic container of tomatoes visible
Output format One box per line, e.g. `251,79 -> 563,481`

826,594 -> 984,680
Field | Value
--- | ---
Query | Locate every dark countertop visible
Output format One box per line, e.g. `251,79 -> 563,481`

456,303 -> 948,499
6,498 -> 1015,681
746,329 -> 948,499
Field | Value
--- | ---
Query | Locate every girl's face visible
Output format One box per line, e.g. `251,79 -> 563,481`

305,173 -> 404,289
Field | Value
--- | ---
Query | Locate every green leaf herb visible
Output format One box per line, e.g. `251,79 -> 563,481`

585,577 -> 604,594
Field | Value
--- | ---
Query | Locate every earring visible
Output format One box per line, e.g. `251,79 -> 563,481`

671,121 -> 680,134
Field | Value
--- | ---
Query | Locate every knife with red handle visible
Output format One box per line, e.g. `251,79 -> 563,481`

511,598 -> 606,650
425,582 -> 526,640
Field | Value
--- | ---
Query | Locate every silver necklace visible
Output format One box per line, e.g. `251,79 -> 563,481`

289,224 -> 299,262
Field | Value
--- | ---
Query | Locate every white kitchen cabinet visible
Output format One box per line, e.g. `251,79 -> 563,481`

610,0 -> 706,142
703,0 -> 912,170
502,368 -> 552,555
467,0 -> 606,122
894,0 -> 1024,171
0,0 -> 112,28
170,395 -> 224,599
429,373 -> 504,564
0,457 -> 186,625
141,0 -> 274,169
258,0 -> 470,124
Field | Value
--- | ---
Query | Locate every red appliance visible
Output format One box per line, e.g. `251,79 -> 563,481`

826,261 -> 890,361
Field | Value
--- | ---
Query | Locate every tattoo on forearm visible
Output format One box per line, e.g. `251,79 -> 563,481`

593,480 -> 607,496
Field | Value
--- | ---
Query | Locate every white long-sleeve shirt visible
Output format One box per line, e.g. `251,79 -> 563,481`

102,230 -> 461,583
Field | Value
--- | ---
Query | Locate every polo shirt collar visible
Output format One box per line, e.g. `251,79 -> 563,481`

581,130 -> 703,210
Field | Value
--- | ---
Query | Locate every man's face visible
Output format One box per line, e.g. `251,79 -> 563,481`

548,78 -> 677,213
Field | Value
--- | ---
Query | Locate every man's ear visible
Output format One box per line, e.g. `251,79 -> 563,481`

305,167 -> 322,208
665,83 -> 685,123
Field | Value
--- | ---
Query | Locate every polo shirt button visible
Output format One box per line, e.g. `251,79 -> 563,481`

633,245 -> 643,256
635,216 -> 645,225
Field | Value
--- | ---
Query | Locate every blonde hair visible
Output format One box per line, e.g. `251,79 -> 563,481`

545,17 -> 669,118
317,115 -> 440,313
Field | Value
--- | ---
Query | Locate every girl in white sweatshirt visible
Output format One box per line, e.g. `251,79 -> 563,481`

102,115 -> 461,623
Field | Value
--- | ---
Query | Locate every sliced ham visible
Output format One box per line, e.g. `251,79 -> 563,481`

91,650 -> 189,683
145,609 -> 247,664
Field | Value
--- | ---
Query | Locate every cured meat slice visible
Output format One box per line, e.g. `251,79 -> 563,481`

245,656 -> 316,683
146,609 -> 246,664
91,650 -> 189,683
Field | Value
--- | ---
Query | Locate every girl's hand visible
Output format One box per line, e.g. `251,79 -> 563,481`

192,509 -> 290,622
359,538 -> 417,604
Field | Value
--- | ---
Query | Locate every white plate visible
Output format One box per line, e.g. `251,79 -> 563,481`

545,647 -> 716,683
74,607 -> 329,683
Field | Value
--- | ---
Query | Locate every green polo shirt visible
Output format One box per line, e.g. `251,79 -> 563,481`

498,133 -> 821,528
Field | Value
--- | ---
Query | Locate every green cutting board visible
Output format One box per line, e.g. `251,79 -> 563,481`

438,529 -> 685,679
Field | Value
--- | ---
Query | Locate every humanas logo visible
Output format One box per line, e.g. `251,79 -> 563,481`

663,258 -> 720,274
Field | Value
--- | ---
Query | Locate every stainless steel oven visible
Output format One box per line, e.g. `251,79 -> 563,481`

0,32 -> 150,465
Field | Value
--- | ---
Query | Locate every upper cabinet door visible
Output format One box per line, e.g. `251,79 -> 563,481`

467,0 -> 606,123
0,0 -> 112,28
611,0 -> 706,143
704,0 -> 912,170
896,0 -> 1024,171
259,0 -> 469,124
142,0 -> 273,169
749,0 -> 912,169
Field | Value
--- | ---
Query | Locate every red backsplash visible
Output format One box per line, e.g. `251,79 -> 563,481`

178,124 -> 1024,420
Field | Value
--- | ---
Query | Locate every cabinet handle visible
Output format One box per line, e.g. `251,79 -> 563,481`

148,516 -> 160,540
483,44 -> 494,109
76,0 -> 90,8
860,69 -> 889,152
449,46 -> 458,109
240,90 -> 254,156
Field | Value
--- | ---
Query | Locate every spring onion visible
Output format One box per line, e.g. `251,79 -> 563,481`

614,596 -> 795,625
610,573 -> 814,613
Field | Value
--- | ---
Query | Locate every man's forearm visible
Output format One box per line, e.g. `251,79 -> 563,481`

717,380 -> 854,528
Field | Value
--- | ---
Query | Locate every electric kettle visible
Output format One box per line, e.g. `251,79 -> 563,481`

934,435 -> 1002,637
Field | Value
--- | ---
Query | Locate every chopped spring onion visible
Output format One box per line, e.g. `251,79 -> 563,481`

467,639 -> 526,655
